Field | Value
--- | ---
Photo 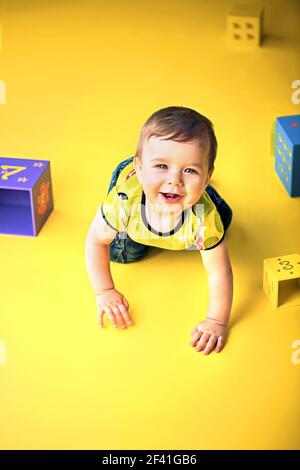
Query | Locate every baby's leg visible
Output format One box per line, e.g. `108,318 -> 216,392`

206,185 -> 233,232
107,156 -> 134,195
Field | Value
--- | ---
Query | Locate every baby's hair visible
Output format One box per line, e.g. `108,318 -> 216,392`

134,106 -> 218,172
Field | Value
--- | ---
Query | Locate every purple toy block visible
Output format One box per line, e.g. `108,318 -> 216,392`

0,157 -> 54,236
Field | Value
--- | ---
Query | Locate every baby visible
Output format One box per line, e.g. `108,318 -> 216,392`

85,106 -> 233,355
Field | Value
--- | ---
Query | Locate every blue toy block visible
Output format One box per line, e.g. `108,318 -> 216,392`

274,115 -> 300,197
0,156 -> 54,236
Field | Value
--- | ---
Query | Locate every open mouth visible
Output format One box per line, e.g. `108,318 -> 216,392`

160,193 -> 183,203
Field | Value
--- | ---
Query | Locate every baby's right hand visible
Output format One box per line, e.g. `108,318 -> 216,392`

96,288 -> 133,329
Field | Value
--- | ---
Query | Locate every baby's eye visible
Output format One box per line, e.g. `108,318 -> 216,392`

154,164 -> 197,174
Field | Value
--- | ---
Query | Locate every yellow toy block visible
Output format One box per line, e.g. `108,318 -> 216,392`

263,254 -> 300,308
227,3 -> 264,47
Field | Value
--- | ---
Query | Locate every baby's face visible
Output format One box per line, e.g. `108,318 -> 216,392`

134,136 -> 213,214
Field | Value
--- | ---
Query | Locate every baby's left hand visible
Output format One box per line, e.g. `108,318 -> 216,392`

189,318 -> 227,355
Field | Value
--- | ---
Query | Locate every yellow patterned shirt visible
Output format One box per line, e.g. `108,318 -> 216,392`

97,160 -> 224,251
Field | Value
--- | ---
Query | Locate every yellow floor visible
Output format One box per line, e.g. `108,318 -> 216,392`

0,0 -> 300,450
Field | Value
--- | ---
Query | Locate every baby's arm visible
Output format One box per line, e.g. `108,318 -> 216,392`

85,212 -> 117,294
190,238 -> 233,355
85,212 -> 132,328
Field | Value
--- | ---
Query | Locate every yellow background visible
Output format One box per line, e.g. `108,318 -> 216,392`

0,0 -> 300,450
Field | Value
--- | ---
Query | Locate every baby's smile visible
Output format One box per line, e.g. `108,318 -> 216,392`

159,191 -> 184,204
